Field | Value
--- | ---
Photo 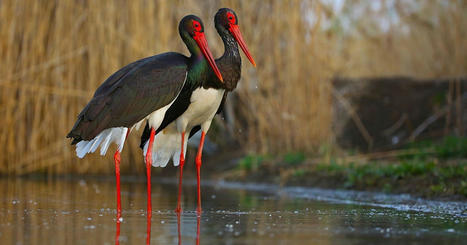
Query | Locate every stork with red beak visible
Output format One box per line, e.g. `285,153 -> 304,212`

67,15 -> 223,219
140,8 -> 256,213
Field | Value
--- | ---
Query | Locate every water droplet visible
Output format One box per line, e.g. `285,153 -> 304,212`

79,180 -> 86,186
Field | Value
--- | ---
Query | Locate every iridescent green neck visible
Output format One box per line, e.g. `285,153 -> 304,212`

180,30 -> 215,87
187,55 -> 209,86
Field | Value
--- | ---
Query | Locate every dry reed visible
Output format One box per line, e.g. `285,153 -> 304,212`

0,0 -> 465,174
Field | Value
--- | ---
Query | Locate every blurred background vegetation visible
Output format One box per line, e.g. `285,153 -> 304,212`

0,0 -> 465,180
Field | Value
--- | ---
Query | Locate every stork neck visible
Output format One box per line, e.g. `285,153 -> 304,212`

188,55 -> 209,84
180,31 -> 214,86
220,34 -> 240,62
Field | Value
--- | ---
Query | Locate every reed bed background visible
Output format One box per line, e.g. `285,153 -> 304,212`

0,0 -> 465,175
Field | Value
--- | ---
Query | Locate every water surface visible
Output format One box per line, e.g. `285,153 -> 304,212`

0,177 -> 466,244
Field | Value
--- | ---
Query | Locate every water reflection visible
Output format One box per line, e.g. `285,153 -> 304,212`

177,212 -> 181,245
175,211 -> 201,245
196,214 -> 201,245
0,177 -> 466,244
146,208 -> 151,245
115,216 -> 120,245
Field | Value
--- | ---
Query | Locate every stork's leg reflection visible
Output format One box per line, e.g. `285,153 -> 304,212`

146,207 -> 151,245
177,212 -> 182,245
196,213 -> 201,245
115,217 -> 121,245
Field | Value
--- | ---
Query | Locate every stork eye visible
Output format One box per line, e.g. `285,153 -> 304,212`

226,12 -> 235,24
192,20 -> 202,32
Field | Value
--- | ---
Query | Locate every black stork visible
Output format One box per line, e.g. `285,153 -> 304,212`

140,8 -> 255,213
66,15 -> 223,220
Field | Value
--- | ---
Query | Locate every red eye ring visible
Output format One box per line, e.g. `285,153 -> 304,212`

192,20 -> 202,32
226,12 -> 235,24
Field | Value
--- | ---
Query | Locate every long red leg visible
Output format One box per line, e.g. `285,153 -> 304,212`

176,132 -> 186,213
114,130 -> 130,220
145,128 -> 156,218
195,131 -> 206,215
114,150 -> 122,220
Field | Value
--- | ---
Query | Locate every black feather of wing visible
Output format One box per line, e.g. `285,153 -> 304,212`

67,52 -> 188,143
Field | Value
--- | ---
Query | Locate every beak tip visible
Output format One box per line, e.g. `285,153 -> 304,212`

250,59 -> 257,67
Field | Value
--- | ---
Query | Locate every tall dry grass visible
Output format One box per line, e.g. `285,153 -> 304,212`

0,0 -> 465,174
335,0 -> 467,78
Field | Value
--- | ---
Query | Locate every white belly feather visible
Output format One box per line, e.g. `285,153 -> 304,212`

143,87 -> 225,167
177,87 -> 225,131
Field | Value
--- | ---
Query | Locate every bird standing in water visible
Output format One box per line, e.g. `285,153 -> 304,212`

140,8 -> 256,213
67,15 -> 223,219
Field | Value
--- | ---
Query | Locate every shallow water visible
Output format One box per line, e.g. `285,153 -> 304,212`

0,177 -> 466,245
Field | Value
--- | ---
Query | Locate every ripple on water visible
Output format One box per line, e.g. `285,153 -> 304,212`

1,178 -> 466,245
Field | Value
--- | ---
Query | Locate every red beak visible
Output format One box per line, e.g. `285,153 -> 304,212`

228,24 -> 256,67
193,32 -> 224,82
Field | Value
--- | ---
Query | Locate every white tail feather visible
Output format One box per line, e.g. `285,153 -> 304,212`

117,128 -> 128,152
143,131 -> 187,168
76,140 -> 92,158
100,131 -> 113,155
89,133 -> 104,153
75,127 -> 128,158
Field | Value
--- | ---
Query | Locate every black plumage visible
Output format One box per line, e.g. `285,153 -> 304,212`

67,15 -> 223,147
67,53 -> 187,144
139,8 -> 248,148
